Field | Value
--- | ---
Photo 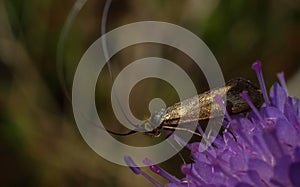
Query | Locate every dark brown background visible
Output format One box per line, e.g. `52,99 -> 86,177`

1,0 -> 300,186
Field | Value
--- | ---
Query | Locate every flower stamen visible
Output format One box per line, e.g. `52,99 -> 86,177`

124,156 -> 163,187
241,91 -> 265,126
252,61 -> 270,105
277,72 -> 288,95
143,158 -> 182,185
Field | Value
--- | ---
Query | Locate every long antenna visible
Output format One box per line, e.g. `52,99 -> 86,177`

101,0 -> 139,130
106,129 -> 138,136
57,0 -> 87,101
101,0 -> 113,78
162,126 -> 203,138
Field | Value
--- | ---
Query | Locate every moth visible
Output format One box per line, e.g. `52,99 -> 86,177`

108,77 -> 264,137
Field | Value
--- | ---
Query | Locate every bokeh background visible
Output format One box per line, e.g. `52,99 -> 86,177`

1,0 -> 300,186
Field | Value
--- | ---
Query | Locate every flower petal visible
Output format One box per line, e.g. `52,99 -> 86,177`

230,150 -> 247,171
261,106 -> 286,120
247,170 -> 266,187
262,128 -> 284,159
269,83 -> 287,112
248,158 -> 273,181
284,97 -> 300,132
181,164 -> 205,186
277,72 -> 288,94
289,162 -> 300,187
294,147 -> 300,162
276,118 -> 298,147
235,182 -> 254,187
272,155 -> 293,186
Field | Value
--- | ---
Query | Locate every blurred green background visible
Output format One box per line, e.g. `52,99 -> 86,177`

1,0 -> 300,186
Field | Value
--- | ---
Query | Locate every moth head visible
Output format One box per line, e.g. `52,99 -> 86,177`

141,109 -> 165,137
149,108 -> 165,126
141,120 -> 161,137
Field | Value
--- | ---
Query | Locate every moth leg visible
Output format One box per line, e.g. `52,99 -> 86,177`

163,126 -> 203,138
197,125 -> 218,148
220,125 -> 237,142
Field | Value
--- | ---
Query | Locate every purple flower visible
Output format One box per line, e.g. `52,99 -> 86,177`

125,61 -> 300,187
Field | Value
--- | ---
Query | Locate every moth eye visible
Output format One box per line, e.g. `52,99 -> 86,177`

144,122 -> 153,132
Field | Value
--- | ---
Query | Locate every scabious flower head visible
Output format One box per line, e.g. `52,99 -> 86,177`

125,61 -> 300,187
